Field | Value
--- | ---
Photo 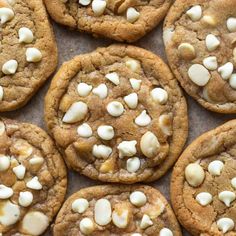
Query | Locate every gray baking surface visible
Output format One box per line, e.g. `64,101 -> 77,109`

3,20 -> 236,235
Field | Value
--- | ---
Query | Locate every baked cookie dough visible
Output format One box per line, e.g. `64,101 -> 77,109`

0,0 -> 57,111
44,44 -> 188,184
44,0 -> 172,42
171,120 -> 236,235
164,0 -> 236,113
0,118 -> 67,235
53,185 -> 181,235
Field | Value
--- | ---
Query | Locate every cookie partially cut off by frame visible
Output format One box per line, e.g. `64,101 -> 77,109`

171,120 -> 236,235
164,0 -> 236,113
53,185 -> 182,236
0,0 -> 57,111
44,0 -> 173,42
0,118 -> 67,235
44,44 -> 188,184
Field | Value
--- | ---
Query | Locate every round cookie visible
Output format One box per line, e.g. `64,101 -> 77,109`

171,120 -> 236,235
0,118 -> 67,235
53,185 -> 182,235
164,0 -> 236,113
0,0 -> 57,111
44,0 -> 173,42
44,44 -> 188,184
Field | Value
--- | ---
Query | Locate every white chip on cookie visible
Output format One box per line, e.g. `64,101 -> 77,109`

188,64 -> 210,86
0,184 -> 13,199
205,34 -> 220,51
185,163 -> 205,187
92,144 -> 112,158
178,43 -> 196,60
26,48 -> 42,62
117,140 -> 137,158
79,0 -> 91,6
0,155 -> 10,171
125,59 -> 140,72
227,17 -> 236,32
29,156 -> 44,166
77,123 -> 93,138
186,5 -> 202,21
92,83 -> 108,99
80,218 -> 95,235
92,0 -> 106,16
135,110 -> 151,126
129,191 -> 147,207
218,62 -> 234,80
127,7 -> 140,23
0,86 -> 3,101
203,56 -> 218,71
151,88 -> 168,104
159,228 -> 173,236
19,191 -> 33,207
0,7 -> 14,24
77,83 -> 93,97
218,191 -> 236,207
231,177 -> 236,189
140,214 -> 153,229
94,199 -> 112,226
107,101 -> 124,117
217,218 -> 235,233
2,59 -> 18,75
97,125 -> 115,140
229,74 -> 236,89
126,157 -> 140,173
196,192 -> 213,206
13,164 -> 26,179
129,78 -> 142,91
72,198 -> 89,213
105,72 -> 120,85
26,176 -> 43,190
208,160 -> 224,176
124,93 -> 138,109
19,27 -> 34,43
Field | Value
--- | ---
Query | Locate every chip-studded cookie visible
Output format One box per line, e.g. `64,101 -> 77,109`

171,120 -> 236,235
0,118 -> 67,235
164,0 -> 236,113
44,0 -> 173,42
53,185 -> 181,235
44,44 -> 188,184
0,0 -> 57,111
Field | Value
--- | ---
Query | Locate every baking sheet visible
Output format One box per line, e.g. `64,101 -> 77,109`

3,20 -> 236,235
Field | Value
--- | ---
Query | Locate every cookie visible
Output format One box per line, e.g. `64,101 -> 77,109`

171,120 -> 236,235
0,118 -> 67,235
44,0 -> 172,42
44,44 -> 188,184
0,0 -> 57,111
53,185 -> 181,235
164,0 -> 236,113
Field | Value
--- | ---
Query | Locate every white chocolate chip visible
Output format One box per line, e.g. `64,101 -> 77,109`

79,0 -> 91,6
0,201 -> 20,226
80,218 -> 95,235
208,160 -> 224,176
0,155 -> 10,171
218,62 -> 234,80
92,0 -> 106,16
12,164 -> 26,180
129,78 -> 142,91
117,140 -> 137,158
77,83 -> 92,97
13,140 -> 33,158
163,28 -> 175,46
18,27 -> 34,43
92,144 -> 112,158
125,59 -> 140,72
140,131 -> 160,158
202,15 -> 217,26
112,208 -> 129,228
77,123 -> 93,138
186,5 -> 202,21
205,34 -> 220,51
185,163 -> 205,187
0,7 -> 14,24
94,199 -> 112,226
178,43 -> 196,60
29,156 -> 44,166
218,191 -> 236,207
62,102 -> 88,123
22,211 -> 49,235
26,48 -> 42,62
0,185 -> 13,199
135,110 -> 151,127
126,7 -> 140,23
2,59 -> 18,75
196,192 -> 213,206
97,125 -> 114,140
92,84 -> 108,99
126,157 -> 140,173
188,64 -> 210,86
159,114 -> 172,136
231,177 -> 236,189
217,218 -> 235,233
0,121 -> 5,135
124,93 -> 138,109
227,17 -> 236,32
0,86 -> 3,101
107,101 -> 124,117
129,191 -> 147,207
229,74 -> 236,89
160,228 -> 173,236
105,72 -> 120,85
19,191 -> 33,207
72,198 -> 89,213
203,56 -> 218,70
151,88 -> 168,104
26,176 -> 42,190
140,214 -> 153,229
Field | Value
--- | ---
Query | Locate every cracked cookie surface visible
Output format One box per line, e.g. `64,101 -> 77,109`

44,44 -> 188,184
44,0 -> 172,42
171,120 -> 236,235
164,0 -> 236,113
0,118 -> 67,235
53,185 -> 182,236
0,0 -> 57,111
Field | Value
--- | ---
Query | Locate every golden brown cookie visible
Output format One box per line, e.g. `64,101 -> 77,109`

53,185 -> 182,236
164,0 -> 236,113
0,0 -> 57,111
44,44 -> 188,184
0,118 -> 67,235
44,0 -> 173,42
171,120 -> 236,235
